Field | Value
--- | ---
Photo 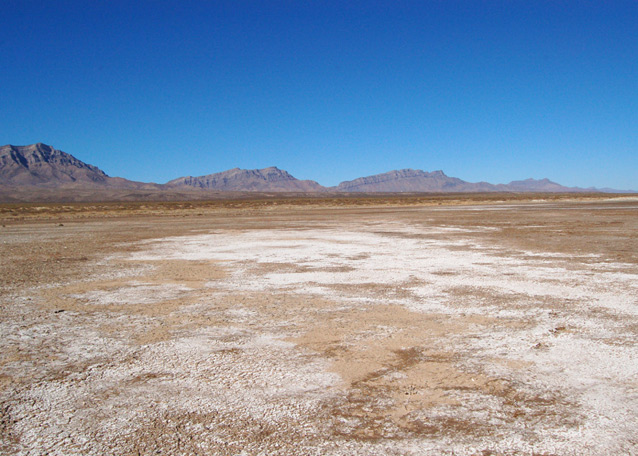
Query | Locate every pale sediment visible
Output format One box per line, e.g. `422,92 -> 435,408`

1,200 -> 637,455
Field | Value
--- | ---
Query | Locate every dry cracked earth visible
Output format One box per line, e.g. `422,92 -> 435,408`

1,197 -> 637,455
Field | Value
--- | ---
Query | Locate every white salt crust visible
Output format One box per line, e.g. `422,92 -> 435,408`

4,219 -> 637,455
129,222 -> 638,454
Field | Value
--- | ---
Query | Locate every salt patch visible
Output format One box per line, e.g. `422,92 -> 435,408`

125,222 -> 638,453
72,282 -> 193,306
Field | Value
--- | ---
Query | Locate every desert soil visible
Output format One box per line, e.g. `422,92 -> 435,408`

1,196 -> 637,455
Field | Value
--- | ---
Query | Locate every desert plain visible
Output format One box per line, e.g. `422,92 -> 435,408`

1,194 -> 637,455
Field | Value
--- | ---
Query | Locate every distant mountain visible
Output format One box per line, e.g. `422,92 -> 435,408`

1,143 -> 109,187
1,144 -> 633,199
0,143 -> 159,190
334,169 -> 601,193
167,167 -> 327,192
496,178 -> 584,193
335,169 -> 496,192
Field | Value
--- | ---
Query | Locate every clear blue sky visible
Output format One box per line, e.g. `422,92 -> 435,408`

1,1 -> 636,189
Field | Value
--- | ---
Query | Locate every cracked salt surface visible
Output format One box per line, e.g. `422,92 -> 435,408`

130,222 -> 638,454
132,228 -> 638,316
5,319 -> 339,455
72,281 -> 193,306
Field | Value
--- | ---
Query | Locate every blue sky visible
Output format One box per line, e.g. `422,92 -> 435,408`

1,1 -> 636,189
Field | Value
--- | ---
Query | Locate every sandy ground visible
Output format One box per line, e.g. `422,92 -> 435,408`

1,197 -> 637,455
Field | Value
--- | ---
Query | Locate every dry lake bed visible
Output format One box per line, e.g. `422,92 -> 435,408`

1,196 -> 637,455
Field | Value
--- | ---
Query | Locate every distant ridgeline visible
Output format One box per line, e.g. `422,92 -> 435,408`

1,143 -> 632,194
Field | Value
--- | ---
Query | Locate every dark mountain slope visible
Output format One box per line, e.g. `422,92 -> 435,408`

0,143 -> 160,190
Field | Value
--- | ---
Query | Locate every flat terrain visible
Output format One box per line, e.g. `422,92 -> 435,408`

1,195 -> 637,455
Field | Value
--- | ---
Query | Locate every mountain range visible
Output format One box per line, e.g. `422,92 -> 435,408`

1,143 -> 634,200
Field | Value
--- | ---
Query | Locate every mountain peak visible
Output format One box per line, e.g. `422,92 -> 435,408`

0,143 -> 111,187
0,143 -> 167,191
504,177 -> 566,191
336,168 -> 469,192
167,166 -> 325,192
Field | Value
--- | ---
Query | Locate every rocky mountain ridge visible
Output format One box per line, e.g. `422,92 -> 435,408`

1,143 -> 633,195
167,167 -> 326,192
0,143 -> 160,190
1,143 -> 108,186
335,169 -> 497,192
